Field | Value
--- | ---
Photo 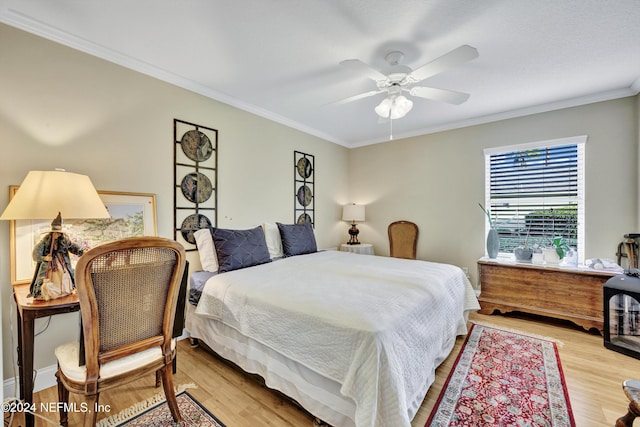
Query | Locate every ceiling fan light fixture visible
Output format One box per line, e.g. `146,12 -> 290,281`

374,97 -> 392,118
376,95 -> 413,119
390,95 -> 413,119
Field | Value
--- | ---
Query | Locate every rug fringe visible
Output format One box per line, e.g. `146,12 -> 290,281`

471,321 -> 564,347
96,383 -> 196,427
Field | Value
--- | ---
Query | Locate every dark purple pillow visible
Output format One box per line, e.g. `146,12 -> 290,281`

277,222 -> 317,257
210,226 -> 271,273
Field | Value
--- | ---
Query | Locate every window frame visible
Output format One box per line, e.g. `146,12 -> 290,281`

484,135 -> 586,264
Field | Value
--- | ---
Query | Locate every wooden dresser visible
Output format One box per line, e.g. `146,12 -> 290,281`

477,258 -> 618,333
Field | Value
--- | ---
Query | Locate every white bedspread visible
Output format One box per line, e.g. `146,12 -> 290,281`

195,250 -> 479,427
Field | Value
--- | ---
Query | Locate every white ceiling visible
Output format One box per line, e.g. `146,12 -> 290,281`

2,0 -> 640,147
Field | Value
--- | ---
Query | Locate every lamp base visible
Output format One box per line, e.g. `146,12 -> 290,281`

347,223 -> 360,245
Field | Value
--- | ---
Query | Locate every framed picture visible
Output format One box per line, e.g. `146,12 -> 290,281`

8,188 -> 157,285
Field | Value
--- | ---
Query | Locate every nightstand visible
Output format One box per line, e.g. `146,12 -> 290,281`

339,243 -> 374,255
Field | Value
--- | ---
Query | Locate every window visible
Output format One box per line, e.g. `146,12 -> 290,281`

484,136 -> 586,263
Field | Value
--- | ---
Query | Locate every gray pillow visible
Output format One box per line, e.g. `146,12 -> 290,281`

277,222 -> 317,257
210,226 -> 272,273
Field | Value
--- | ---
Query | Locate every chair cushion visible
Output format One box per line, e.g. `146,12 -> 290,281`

55,339 -> 176,382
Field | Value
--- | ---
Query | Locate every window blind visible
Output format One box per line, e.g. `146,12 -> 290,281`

484,137 -> 585,261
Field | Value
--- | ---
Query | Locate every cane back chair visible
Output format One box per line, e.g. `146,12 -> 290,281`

55,237 -> 186,427
388,221 -> 419,260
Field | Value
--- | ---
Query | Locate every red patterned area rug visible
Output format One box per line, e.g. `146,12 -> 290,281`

96,390 -> 226,427
426,323 -> 575,427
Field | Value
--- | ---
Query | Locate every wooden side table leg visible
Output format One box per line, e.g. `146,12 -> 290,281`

20,313 -> 35,427
15,305 -> 24,400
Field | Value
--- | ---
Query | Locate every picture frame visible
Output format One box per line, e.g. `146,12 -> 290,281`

8,188 -> 157,285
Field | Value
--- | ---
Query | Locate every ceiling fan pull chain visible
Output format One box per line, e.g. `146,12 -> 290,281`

389,118 -> 393,140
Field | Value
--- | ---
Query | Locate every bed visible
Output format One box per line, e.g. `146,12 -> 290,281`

185,222 -> 480,427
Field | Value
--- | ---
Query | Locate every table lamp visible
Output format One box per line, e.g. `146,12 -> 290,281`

342,203 -> 365,245
0,170 -> 110,298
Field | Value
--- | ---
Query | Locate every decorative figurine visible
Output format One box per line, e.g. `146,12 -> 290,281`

30,213 -> 84,300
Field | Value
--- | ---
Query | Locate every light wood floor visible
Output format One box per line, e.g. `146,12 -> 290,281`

25,312 -> 640,426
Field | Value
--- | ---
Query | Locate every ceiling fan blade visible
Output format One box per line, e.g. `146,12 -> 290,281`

339,59 -> 389,82
407,45 -> 478,83
409,86 -> 470,105
333,89 -> 383,105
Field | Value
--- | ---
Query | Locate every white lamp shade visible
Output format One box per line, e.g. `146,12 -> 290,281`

342,204 -> 365,222
0,170 -> 110,220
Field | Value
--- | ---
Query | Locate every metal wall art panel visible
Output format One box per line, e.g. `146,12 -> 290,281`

174,119 -> 218,250
294,151 -> 314,226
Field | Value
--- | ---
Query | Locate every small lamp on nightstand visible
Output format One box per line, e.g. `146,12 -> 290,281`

342,203 -> 365,245
0,169 -> 111,299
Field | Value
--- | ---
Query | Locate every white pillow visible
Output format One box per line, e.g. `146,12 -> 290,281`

262,222 -> 284,259
194,228 -> 218,272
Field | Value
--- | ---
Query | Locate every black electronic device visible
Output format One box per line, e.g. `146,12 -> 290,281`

604,273 -> 640,360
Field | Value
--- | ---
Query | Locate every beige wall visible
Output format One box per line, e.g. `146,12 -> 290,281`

0,24 -> 349,381
349,97 -> 639,285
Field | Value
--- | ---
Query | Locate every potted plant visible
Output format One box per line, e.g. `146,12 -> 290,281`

552,237 -> 571,259
514,226 -> 532,262
543,237 -> 570,265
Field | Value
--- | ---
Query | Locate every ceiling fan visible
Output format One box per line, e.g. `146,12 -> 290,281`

337,45 -> 479,120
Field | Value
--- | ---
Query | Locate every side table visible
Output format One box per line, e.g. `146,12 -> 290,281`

339,243 -> 374,255
13,283 -> 80,427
